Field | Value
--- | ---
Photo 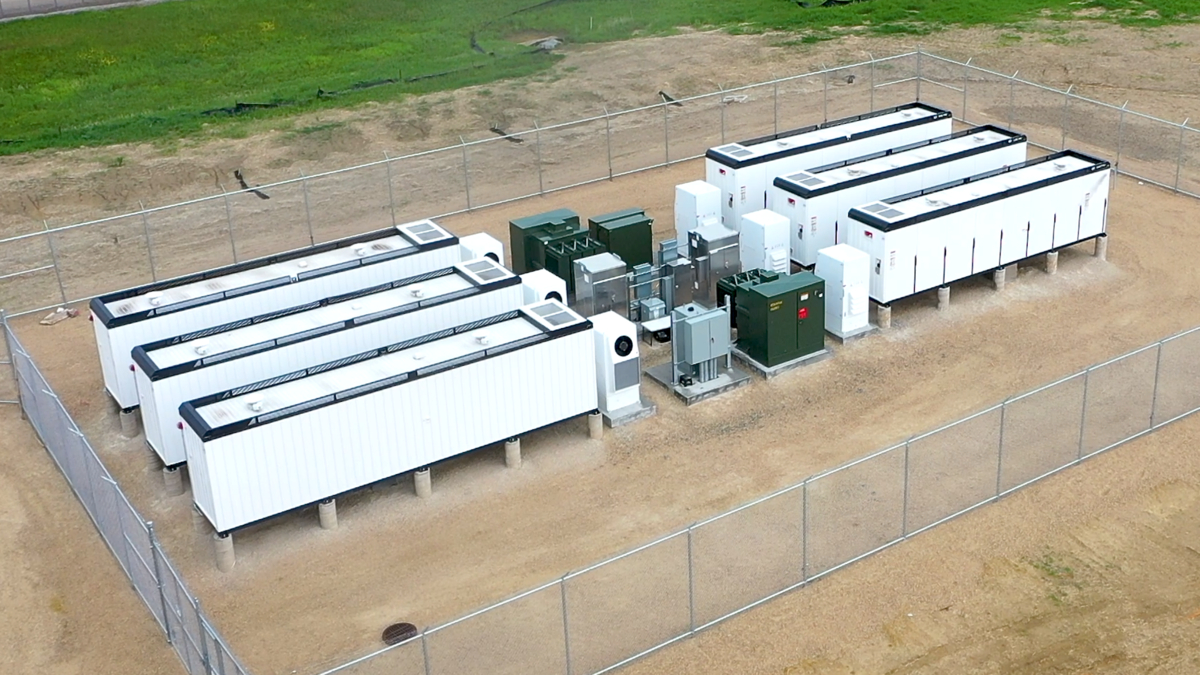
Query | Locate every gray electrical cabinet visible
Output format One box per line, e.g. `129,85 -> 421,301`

661,258 -> 694,311
573,252 -> 629,318
688,223 -> 741,308
671,303 -> 731,385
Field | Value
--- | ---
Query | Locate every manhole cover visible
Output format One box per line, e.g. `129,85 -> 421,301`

382,622 -> 418,646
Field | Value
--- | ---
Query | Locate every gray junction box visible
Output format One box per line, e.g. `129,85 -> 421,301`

672,302 -> 731,385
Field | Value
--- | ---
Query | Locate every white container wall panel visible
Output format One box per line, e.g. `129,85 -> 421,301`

132,258 -> 523,466
704,103 -> 952,229
771,125 -> 1028,266
91,220 -> 461,409
181,301 -> 598,533
846,151 -> 1111,304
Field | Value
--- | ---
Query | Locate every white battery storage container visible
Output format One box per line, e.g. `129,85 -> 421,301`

845,150 -> 1111,305
132,258 -> 524,467
675,181 -> 722,242
705,103 -> 953,229
91,220 -> 479,410
180,300 -> 598,533
772,125 -> 1028,266
814,244 -> 871,339
739,210 -> 791,276
591,312 -> 640,416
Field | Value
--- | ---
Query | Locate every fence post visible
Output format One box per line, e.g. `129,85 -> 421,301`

383,153 -> 397,227
421,629 -> 432,675
686,524 -> 696,633
1077,367 -> 1092,459
662,103 -> 670,167
147,522 -> 174,645
459,136 -> 473,210
196,599 -> 214,675
1115,101 -> 1128,184
1174,118 -> 1189,193
961,57 -> 972,123
868,53 -> 876,112
823,65 -> 830,122
299,172 -> 315,246
219,186 -> 238,263
1150,341 -> 1164,428
1008,71 -> 1018,130
603,107 -> 614,181
901,440 -> 911,537
138,202 -> 158,282
995,399 -> 1008,497
718,86 -> 726,145
801,479 -> 809,582
1,310 -> 23,420
1060,84 -> 1074,150
773,79 -> 779,135
535,121 -> 545,195
915,46 -> 923,101
42,220 -> 68,306
560,575 -> 573,675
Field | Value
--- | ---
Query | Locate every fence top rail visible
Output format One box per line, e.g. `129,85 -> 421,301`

908,401 -> 1005,444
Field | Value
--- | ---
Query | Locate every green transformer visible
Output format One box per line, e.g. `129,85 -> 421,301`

734,271 -> 825,368
508,208 -> 583,274
716,269 -> 780,329
588,208 -> 653,269
544,236 -> 607,298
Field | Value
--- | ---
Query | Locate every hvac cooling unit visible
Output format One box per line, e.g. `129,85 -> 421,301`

739,210 -> 791,276
705,103 -> 953,229
675,181 -> 722,242
521,270 -> 567,304
180,300 -> 597,533
845,150 -> 1111,305
772,125 -> 1028,266
460,232 -> 504,263
814,244 -> 870,339
591,312 -> 641,415
91,220 -> 483,409
132,258 -> 524,467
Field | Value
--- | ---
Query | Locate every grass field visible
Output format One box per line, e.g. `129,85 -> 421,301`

0,0 -> 1194,155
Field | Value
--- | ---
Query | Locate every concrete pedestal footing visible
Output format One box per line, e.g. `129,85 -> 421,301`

119,408 -> 141,439
876,304 -> 892,330
414,467 -> 432,499
318,499 -> 338,530
588,411 -> 603,440
937,286 -> 950,312
504,438 -> 522,469
1046,250 -> 1059,275
162,465 -> 185,497
1094,235 -> 1108,261
213,532 -> 235,573
192,505 -> 210,534
993,268 -> 1006,292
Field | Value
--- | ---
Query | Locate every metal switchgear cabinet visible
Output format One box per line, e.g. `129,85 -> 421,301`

588,208 -> 654,269
734,272 -> 825,367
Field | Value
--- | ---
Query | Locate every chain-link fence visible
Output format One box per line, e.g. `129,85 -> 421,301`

1,312 -> 251,675
311,322 -> 1200,675
6,49 -> 1200,675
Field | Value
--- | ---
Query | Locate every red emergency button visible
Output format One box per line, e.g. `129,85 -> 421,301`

798,307 -> 809,320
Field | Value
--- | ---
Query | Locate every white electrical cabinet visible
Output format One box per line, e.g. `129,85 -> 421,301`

181,300 -> 597,533
772,125 -> 1027,266
739,210 -> 791,276
704,103 -> 952,229
91,220 -> 481,410
845,151 -> 1111,305
815,244 -> 871,339
591,311 -> 640,415
460,232 -> 504,263
520,269 -> 567,304
674,181 -> 722,242
132,258 -> 525,467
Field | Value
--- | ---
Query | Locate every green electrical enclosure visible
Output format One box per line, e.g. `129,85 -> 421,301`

588,208 -> 653,268
717,269 -> 779,328
508,208 -> 582,273
544,236 -> 607,297
734,271 -> 825,368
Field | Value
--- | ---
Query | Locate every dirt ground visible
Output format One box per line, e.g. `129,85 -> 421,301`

4,22 -> 1200,675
